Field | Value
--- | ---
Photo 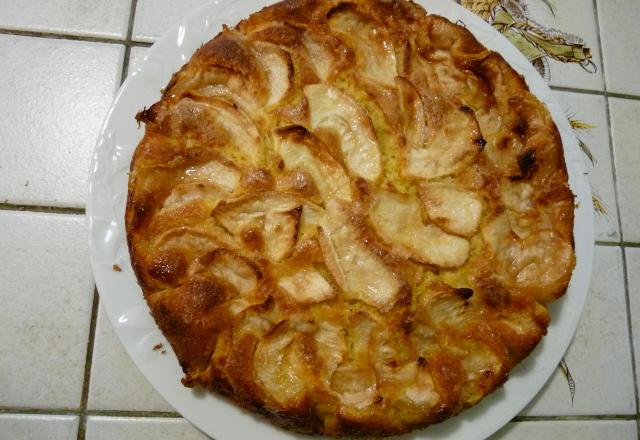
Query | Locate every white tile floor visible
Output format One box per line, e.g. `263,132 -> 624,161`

610,98 -> 640,244
0,35 -> 124,208
0,414 -> 79,440
627,248 -> 640,404
0,212 -> 94,409
521,246 -> 636,416
597,0 -> 640,96
0,0 -> 638,439
85,417 -> 209,440
492,420 -> 638,440
132,0 -> 210,43
87,305 -> 174,412
0,0 -> 131,39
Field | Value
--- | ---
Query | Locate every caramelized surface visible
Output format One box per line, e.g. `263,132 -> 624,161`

126,0 -> 575,435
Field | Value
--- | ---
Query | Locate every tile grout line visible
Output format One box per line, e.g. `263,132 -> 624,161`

0,407 -> 179,418
126,0 -> 139,45
550,85 -> 640,103
550,85 -> 605,96
0,28 -> 125,45
130,40 -> 153,48
0,203 -> 84,215
120,0 -> 139,83
607,91 -> 640,102
596,242 -> 640,248
121,45 -> 133,84
595,241 -> 620,247
76,289 -> 100,440
0,29 -> 152,48
86,410 -> 180,418
513,415 -> 638,422
0,408 -> 79,416
591,0 -> 640,429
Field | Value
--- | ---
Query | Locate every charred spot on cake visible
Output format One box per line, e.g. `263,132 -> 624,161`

401,311 -> 414,334
513,117 -> 528,137
460,105 -> 474,114
474,137 -> 487,150
455,288 -> 474,300
511,149 -> 536,181
274,123 -> 311,139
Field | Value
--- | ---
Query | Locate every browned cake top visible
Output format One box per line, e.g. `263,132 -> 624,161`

125,0 -> 576,435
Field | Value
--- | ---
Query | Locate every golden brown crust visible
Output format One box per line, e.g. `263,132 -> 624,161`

126,0 -> 575,435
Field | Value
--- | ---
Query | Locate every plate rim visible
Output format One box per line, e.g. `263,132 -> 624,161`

86,1 -> 595,439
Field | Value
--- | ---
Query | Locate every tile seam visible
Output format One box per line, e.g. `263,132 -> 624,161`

550,85 -> 605,96
513,415 -> 638,422
76,290 -> 100,440
119,0 -> 139,83
0,408 -> 79,416
0,28 -> 125,44
608,91 -> 640,101
596,242 -> 640,248
0,204 -> 85,215
0,408 -> 180,418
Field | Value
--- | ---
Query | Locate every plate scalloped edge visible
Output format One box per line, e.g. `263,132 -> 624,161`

86,1 -> 595,439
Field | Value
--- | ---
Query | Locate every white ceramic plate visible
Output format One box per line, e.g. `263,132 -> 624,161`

87,1 -> 595,438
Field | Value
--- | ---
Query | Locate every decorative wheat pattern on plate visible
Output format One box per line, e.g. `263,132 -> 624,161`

460,0 -> 595,78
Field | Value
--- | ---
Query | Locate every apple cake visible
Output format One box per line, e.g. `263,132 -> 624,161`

125,0 -> 576,435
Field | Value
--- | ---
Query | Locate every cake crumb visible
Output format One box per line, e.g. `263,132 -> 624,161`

112,264 -> 122,272
153,343 -> 163,351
